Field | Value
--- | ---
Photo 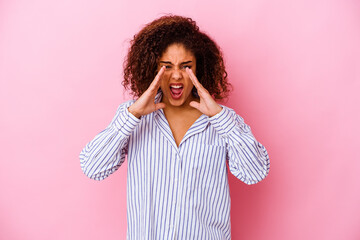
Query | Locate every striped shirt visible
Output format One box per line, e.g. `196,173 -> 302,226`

80,92 -> 270,240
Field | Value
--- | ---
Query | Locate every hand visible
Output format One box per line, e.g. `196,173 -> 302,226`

128,66 -> 166,118
186,67 -> 223,117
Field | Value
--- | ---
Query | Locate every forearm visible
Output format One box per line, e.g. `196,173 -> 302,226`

209,106 -> 270,185
80,101 -> 141,180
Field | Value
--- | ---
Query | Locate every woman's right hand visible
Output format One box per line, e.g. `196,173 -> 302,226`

128,66 -> 166,118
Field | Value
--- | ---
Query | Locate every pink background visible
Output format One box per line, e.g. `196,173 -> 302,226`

1,0 -> 360,239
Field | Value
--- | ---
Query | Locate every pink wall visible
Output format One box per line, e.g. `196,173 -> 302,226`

1,0 -> 359,239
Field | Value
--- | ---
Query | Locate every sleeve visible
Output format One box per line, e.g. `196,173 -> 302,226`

79,100 -> 141,181
208,106 -> 270,185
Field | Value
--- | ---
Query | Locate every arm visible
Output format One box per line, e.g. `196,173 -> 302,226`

186,67 -> 270,184
209,107 -> 270,185
79,100 -> 141,180
80,66 -> 166,181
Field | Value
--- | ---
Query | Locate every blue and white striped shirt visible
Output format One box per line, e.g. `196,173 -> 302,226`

80,92 -> 270,240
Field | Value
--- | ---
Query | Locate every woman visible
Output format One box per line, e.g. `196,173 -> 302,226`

80,15 -> 270,240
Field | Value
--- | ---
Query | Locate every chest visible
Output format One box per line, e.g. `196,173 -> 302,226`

166,112 -> 202,147
129,110 -> 226,150
128,116 -> 228,178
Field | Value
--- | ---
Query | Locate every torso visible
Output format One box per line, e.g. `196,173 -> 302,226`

164,108 -> 203,147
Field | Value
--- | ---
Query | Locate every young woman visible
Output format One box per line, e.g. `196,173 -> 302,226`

80,15 -> 270,240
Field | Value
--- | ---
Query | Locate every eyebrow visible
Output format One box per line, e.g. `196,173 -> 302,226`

159,61 -> 193,65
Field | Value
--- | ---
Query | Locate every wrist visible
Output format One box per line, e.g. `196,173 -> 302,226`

209,105 -> 223,117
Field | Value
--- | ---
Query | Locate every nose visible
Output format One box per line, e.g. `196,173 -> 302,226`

171,68 -> 182,80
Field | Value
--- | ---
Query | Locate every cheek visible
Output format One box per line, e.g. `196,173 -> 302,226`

160,82 -> 167,91
163,71 -> 171,77
184,77 -> 194,89
159,78 -> 169,91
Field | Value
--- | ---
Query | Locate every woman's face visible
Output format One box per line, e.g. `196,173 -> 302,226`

158,43 -> 197,108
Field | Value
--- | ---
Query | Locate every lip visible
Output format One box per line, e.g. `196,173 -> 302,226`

169,83 -> 184,100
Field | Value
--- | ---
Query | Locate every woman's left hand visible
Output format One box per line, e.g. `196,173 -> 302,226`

186,67 -> 223,117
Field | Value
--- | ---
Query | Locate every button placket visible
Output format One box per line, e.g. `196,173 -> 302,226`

169,153 -> 180,232
170,152 -> 182,235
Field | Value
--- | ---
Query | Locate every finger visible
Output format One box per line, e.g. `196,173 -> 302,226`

187,72 -> 210,100
149,66 -> 165,90
186,68 -> 209,97
186,67 -> 203,90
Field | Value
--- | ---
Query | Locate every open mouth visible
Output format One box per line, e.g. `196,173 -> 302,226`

169,84 -> 183,99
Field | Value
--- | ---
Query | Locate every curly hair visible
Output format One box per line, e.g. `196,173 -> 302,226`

123,14 -> 231,100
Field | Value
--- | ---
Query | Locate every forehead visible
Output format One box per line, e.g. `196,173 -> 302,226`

160,43 -> 195,60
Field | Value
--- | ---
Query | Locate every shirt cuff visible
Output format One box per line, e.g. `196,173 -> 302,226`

113,105 -> 141,136
208,106 -> 237,137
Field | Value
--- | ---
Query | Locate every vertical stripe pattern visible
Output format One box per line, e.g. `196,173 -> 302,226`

80,92 -> 270,240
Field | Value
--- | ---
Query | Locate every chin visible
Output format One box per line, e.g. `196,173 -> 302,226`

163,92 -> 191,107
168,98 -> 187,107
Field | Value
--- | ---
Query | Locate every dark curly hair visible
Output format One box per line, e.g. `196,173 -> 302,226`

123,14 -> 231,100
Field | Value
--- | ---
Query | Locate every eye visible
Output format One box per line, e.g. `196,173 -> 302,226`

182,65 -> 191,69
164,65 -> 171,69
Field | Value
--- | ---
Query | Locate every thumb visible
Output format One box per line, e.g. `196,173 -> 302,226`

189,101 -> 200,110
155,103 -> 166,111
